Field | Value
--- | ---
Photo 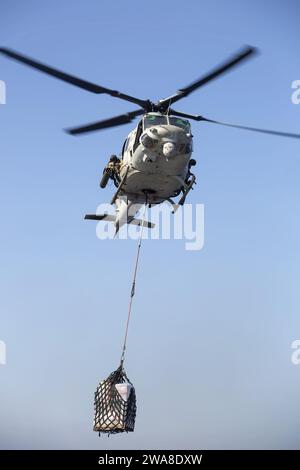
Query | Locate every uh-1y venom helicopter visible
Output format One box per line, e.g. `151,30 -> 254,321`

1,45 -> 300,232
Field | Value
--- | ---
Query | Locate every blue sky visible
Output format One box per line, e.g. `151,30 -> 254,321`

0,0 -> 300,449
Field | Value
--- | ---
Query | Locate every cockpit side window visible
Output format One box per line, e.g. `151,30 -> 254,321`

133,120 -> 143,152
121,140 -> 126,156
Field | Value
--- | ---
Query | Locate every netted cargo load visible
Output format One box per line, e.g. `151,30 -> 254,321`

93,365 -> 136,435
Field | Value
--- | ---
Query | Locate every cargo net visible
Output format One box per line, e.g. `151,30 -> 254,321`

93,365 -> 136,435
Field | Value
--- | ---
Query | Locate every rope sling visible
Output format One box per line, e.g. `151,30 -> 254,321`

93,202 -> 147,435
120,201 -> 147,367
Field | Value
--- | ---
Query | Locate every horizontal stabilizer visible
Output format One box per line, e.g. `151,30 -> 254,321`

128,218 -> 155,229
85,214 -> 116,222
85,214 -> 155,229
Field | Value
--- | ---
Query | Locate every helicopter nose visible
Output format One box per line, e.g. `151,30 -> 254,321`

162,141 -> 177,158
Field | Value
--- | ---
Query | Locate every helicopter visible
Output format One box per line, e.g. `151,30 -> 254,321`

1,45 -> 300,232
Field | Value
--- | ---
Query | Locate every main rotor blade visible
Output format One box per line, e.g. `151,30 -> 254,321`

159,45 -> 257,108
169,109 -> 203,120
0,47 -> 149,107
200,116 -> 300,139
65,109 -> 144,135
171,109 -> 300,139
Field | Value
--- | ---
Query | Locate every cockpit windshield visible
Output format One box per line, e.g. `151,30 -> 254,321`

169,117 -> 190,131
143,115 -> 167,128
143,115 -> 190,131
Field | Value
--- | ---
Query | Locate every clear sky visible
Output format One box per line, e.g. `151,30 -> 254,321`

0,0 -> 300,450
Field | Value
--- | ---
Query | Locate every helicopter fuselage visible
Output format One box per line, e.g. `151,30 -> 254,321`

113,113 -> 195,205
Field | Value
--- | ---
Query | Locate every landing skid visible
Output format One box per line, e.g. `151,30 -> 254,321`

110,166 -> 129,205
178,174 -> 196,205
